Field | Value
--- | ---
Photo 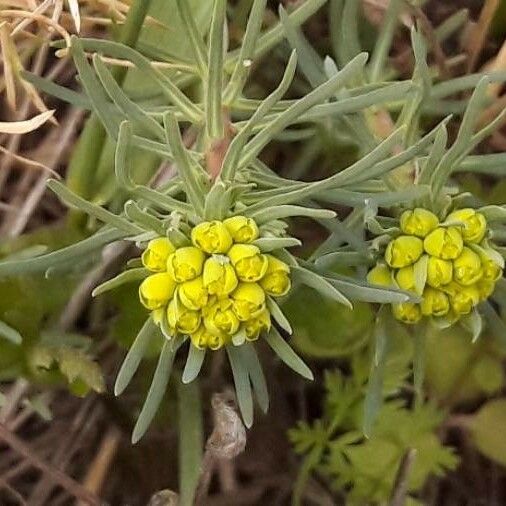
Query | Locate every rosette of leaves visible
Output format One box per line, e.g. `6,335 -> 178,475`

0,0 -> 427,442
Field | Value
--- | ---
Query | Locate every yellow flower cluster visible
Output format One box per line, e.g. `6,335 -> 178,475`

138,216 -> 291,349
367,208 -> 503,325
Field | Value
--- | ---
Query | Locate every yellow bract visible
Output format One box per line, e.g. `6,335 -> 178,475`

366,264 -> 393,286
137,216 -> 291,350
400,208 -> 439,238
424,227 -> 463,260
385,235 -> 423,268
191,221 -> 233,254
396,265 -> 415,291
447,208 -> 487,243
224,216 -> 259,243
141,237 -> 175,272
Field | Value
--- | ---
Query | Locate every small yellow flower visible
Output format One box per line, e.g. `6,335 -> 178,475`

231,283 -> 266,321
141,237 -> 175,272
481,257 -> 503,282
167,247 -> 205,283
202,257 -> 238,296
447,208 -> 487,244
421,287 -> 450,317
228,244 -> 268,282
427,257 -> 453,288
259,255 -> 291,297
203,298 -> 240,336
139,273 -> 176,310
224,216 -> 259,243
392,303 -> 422,324
191,221 -> 233,254
400,208 -> 439,238
424,227 -> 463,260
178,277 -> 209,310
453,247 -> 483,286
366,264 -> 393,286
395,265 -> 415,291
244,309 -> 271,341
385,236 -> 424,268
167,299 -> 201,334
190,326 -> 229,350
445,283 -> 480,315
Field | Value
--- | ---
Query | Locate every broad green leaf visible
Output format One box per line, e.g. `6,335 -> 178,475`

471,399 -> 506,466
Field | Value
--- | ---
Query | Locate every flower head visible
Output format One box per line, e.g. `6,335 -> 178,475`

167,246 -> 205,283
400,208 -> 439,238
424,227 -> 463,260
228,244 -> 268,282
167,299 -> 201,334
259,255 -> 291,296
366,264 -> 393,286
385,235 -> 424,268
231,283 -> 265,321
142,237 -> 175,272
191,221 -> 233,254
203,257 -> 238,296
139,273 -> 177,310
453,247 -> 483,286
447,208 -> 487,243
224,216 -> 259,243
421,287 -> 450,317
392,302 -> 422,324
203,298 -> 240,336
178,277 -> 209,310
427,257 -> 453,288
244,309 -> 271,341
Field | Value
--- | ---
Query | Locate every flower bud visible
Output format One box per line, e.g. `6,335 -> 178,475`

481,257 -> 503,282
141,237 -> 175,272
424,227 -> 463,260
139,273 -> 176,310
191,221 -> 233,254
447,208 -> 487,244
223,216 -> 259,243
427,257 -> 453,288
259,255 -> 291,297
421,287 -> 450,317
228,244 -> 268,282
395,265 -> 415,291
400,208 -> 439,238
385,236 -> 424,268
203,299 -> 240,336
231,283 -> 266,321
203,257 -> 238,296
191,325 -> 229,350
178,277 -> 208,310
244,309 -> 271,341
453,247 -> 483,286
392,302 -> 422,324
446,283 -> 479,315
167,299 -> 201,334
167,247 -> 205,283
366,264 -> 393,286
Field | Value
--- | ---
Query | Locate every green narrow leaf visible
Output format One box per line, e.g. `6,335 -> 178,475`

0,320 -> 22,345
292,266 -> 352,309
178,379 -> 203,506
253,237 -> 301,252
247,205 -> 335,224
47,179 -> 141,234
266,296 -> 292,334
264,327 -> 313,380
115,318 -> 156,396
413,255 -> 428,296
92,268 -> 149,297
206,0 -> 226,139
239,343 -> 269,413
182,344 -> 206,384
124,201 -> 166,236
462,309 -> 483,343
224,0 -> 268,103
363,311 -> 389,437
480,301 -> 506,350
226,345 -> 254,428
413,325 -> 426,405
132,339 -> 178,443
